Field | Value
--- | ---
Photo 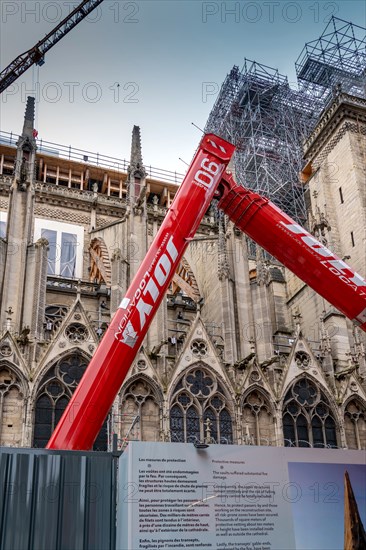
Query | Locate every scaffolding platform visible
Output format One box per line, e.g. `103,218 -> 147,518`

205,18 -> 366,224
296,17 -> 366,99
206,59 -> 318,222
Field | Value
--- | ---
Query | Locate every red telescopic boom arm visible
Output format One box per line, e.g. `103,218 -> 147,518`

218,172 -> 366,332
47,135 -> 366,451
47,135 -> 235,450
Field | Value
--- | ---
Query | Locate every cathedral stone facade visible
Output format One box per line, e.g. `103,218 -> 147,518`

0,94 -> 365,452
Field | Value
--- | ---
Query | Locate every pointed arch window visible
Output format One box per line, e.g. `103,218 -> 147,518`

120,378 -> 161,444
283,378 -> 337,448
34,219 -> 84,279
170,367 -> 233,444
345,400 -> 366,450
33,353 -> 108,450
242,390 -> 273,446
0,366 -> 24,446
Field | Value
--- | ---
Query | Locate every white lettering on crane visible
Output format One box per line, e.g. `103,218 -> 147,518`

167,236 -> 178,261
116,235 -> 179,346
279,221 -> 366,294
193,156 -> 221,190
279,223 -> 333,258
136,299 -> 153,331
327,260 -> 366,288
154,254 -> 172,286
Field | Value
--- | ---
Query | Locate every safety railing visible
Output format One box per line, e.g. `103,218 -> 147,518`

0,130 -> 185,184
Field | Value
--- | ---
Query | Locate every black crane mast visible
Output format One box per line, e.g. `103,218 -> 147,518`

0,0 -> 104,94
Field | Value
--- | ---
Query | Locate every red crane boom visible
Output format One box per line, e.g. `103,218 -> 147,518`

47,134 -> 235,450
47,134 -> 366,451
218,172 -> 366,331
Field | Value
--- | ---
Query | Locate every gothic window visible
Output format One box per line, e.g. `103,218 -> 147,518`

170,367 -> 233,444
44,305 -> 68,334
65,323 -> 89,343
41,229 -> 78,278
34,219 -> 84,279
247,238 -> 257,258
242,390 -> 273,446
120,379 -> 160,444
33,353 -> 108,451
344,400 -> 366,450
0,220 -> 6,239
42,228 -> 57,275
283,378 -> 338,448
190,340 -> 208,358
0,367 -> 24,446
295,351 -> 311,369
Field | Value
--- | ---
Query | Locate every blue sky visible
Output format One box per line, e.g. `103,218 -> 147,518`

1,1 -> 365,172
288,462 -> 366,550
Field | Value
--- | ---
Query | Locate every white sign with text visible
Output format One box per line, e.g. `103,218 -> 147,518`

116,442 -> 365,550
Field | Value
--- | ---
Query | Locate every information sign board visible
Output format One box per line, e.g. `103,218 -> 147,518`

116,443 -> 366,550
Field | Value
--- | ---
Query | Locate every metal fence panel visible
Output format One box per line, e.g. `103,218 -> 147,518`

0,447 -> 116,550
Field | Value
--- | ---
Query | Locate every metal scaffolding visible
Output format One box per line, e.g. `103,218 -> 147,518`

296,17 -> 366,101
205,17 -> 366,223
206,60 -> 318,222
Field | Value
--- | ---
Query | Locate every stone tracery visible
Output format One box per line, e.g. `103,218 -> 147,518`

170,365 -> 233,444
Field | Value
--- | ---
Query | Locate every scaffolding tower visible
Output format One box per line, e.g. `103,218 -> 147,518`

296,17 -> 366,101
206,60 -> 319,222
205,17 -> 366,223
